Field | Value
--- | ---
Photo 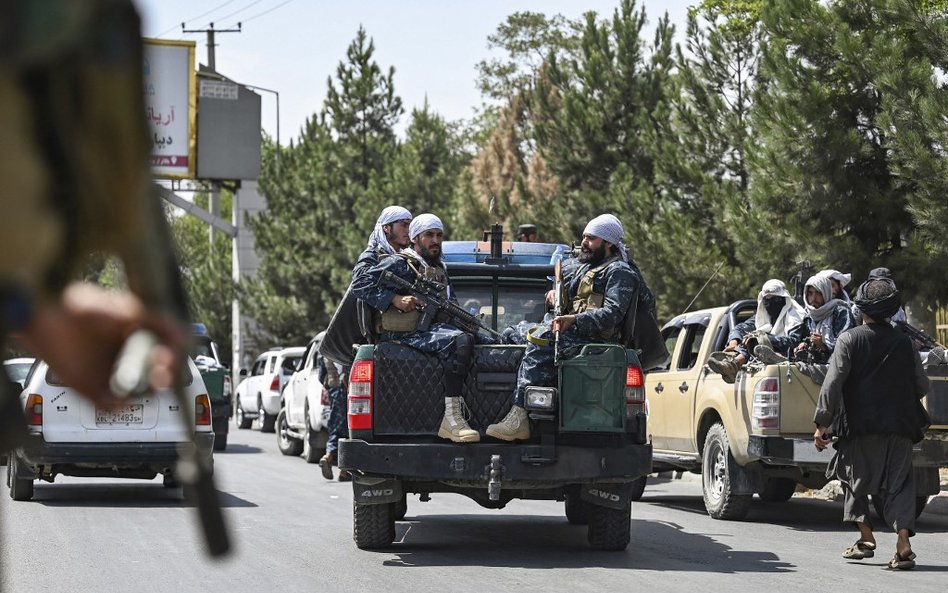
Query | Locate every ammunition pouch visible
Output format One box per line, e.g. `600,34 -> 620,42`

377,307 -> 421,333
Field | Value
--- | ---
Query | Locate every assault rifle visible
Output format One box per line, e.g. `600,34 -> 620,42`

552,258 -> 564,364
379,271 -> 505,341
894,321 -> 941,351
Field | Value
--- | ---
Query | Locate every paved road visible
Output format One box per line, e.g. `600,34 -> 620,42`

3,426 -> 947,593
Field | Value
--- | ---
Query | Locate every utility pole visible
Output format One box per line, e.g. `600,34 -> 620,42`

181,22 -> 241,245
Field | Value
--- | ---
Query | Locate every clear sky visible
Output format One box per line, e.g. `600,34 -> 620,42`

135,0 -> 693,146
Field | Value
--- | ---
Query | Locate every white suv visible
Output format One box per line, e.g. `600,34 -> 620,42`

234,347 -> 305,433
277,332 -> 331,463
6,358 -> 214,501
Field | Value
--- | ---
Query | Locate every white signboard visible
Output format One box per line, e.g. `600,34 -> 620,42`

144,39 -> 196,179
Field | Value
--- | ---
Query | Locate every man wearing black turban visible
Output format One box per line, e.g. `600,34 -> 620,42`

813,278 -> 929,570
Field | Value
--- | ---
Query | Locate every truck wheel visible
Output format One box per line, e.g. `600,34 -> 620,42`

701,423 -> 751,520
871,494 -> 929,525
277,409 -> 304,456
258,398 -> 276,433
353,501 -> 396,549
758,477 -> 796,502
565,494 -> 590,525
236,402 -> 252,429
301,411 -> 324,464
7,455 -> 34,501
586,500 -> 631,551
629,475 -> 648,501
213,433 -> 228,451
395,493 -> 408,521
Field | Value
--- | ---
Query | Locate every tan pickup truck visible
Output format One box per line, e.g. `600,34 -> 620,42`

645,299 -> 948,520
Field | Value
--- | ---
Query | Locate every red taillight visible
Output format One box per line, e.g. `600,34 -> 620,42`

269,375 -> 280,392
320,388 -> 329,406
347,359 -> 374,430
25,394 -> 43,427
752,376 -> 780,431
223,375 -> 232,397
195,394 -> 212,426
625,364 -> 645,405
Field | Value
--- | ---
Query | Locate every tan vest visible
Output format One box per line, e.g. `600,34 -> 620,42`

376,255 -> 449,333
570,257 -> 620,339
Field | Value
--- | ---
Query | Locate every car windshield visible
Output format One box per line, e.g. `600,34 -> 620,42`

453,282 -> 550,331
4,361 -> 32,383
191,341 -> 214,359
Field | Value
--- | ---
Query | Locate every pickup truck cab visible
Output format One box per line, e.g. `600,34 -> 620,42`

191,325 -> 232,451
647,300 -> 948,520
338,230 -> 651,551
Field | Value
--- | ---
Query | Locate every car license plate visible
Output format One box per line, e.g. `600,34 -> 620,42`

96,404 -> 144,425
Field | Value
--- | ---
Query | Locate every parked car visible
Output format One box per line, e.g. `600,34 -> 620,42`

234,347 -> 305,433
6,358 -> 215,501
277,332 -> 331,462
3,357 -> 35,390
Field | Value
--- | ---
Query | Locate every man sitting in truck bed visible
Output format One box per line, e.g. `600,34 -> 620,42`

351,213 -> 481,443
486,214 -> 645,441
707,279 -> 805,384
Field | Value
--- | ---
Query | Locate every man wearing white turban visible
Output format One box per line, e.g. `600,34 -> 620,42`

318,205 -> 412,479
707,279 -> 805,383
352,213 -> 482,443
767,274 -> 856,363
486,214 -> 653,441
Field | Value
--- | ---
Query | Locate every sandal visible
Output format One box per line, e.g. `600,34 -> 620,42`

888,551 -> 916,570
842,540 -> 876,559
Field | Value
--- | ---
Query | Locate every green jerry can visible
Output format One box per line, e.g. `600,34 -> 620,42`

558,343 -> 628,433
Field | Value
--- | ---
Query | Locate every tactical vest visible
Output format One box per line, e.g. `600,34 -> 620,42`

571,257 -> 620,340
377,254 -> 449,333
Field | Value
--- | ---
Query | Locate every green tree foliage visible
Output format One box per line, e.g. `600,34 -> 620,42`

170,192 -> 234,362
751,0 -> 948,305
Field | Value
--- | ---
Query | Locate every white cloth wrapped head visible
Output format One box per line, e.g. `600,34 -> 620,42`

583,214 -> 628,262
804,274 -> 841,322
815,269 -> 852,302
754,279 -> 805,335
366,205 -> 412,254
409,213 -> 443,241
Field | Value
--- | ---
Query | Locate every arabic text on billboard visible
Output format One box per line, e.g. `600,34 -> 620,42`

144,40 -> 195,178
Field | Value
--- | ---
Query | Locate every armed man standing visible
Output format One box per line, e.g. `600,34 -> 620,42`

487,214 -> 647,441
318,205 -> 412,479
351,213 -> 481,443
813,276 -> 929,570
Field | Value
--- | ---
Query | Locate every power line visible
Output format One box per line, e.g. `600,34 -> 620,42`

154,0 -> 239,37
213,0 -> 267,24
224,0 -> 297,28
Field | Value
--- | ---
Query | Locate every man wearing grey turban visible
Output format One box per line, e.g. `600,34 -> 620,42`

352,213 -> 482,443
318,205 -> 412,479
487,214 -> 654,441
814,277 -> 929,570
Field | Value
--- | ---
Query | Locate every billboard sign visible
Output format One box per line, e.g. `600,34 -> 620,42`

143,39 -> 196,179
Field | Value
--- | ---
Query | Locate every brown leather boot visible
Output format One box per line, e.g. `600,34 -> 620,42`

318,452 -> 334,480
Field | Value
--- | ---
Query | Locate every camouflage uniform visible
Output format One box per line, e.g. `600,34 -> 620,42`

512,256 -> 641,407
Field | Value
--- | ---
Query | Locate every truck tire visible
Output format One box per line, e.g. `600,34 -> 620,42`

236,402 -> 252,429
7,455 -> 34,501
586,500 -> 631,551
353,501 -> 396,549
277,409 -> 304,456
301,410 -> 324,464
758,477 -> 796,502
702,423 -> 751,520
258,398 -> 276,433
565,494 -> 590,525
871,494 -> 929,525
629,474 -> 648,501
213,433 -> 228,451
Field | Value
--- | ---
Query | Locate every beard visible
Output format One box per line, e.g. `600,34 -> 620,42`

417,243 -> 442,267
578,242 -> 607,266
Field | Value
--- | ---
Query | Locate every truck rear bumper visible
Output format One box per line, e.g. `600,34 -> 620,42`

338,439 -> 652,483
17,433 -> 215,468
747,435 -> 835,466
749,434 -> 948,467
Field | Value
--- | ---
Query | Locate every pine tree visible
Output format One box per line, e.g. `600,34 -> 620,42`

750,0 -> 948,305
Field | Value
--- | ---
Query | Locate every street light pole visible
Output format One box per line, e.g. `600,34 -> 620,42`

242,84 -> 280,153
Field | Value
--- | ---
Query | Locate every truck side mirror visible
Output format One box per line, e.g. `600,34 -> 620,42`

239,368 -> 248,378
